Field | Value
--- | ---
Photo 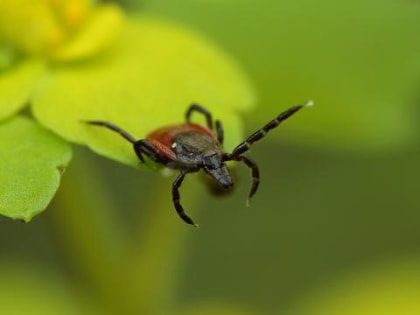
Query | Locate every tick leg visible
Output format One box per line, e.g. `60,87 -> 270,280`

133,139 -> 168,164
238,155 -> 260,206
186,103 -> 214,130
172,171 -> 198,227
223,153 -> 260,206
231,100 -> 313,157
215,120 -> 224,144
85,120 -> 136,144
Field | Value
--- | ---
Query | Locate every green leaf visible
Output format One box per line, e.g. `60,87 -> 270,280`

0,116 -> 72,221
32,16 -> 255,167
0,59 -> 45,120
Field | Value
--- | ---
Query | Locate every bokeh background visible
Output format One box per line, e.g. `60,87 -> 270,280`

1,0 -> 419,314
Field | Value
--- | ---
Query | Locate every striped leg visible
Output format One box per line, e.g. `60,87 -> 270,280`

222,153 -> 260,206
231,100 -> 313,157
172,171 -> 198,227
238,155 -> 260,206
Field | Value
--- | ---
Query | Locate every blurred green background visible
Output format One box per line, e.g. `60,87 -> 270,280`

1,0 -> 420,314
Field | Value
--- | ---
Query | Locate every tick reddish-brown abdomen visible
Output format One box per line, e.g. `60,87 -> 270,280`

146,123 -> 216,160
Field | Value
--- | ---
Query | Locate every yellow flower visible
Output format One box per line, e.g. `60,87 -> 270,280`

0,0 -> 123,61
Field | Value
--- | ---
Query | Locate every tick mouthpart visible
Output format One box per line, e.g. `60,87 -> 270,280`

218,176 -> 234,190
205,166 -> 234,190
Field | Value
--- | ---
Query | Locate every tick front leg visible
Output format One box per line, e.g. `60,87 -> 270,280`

172,171 -> 198,227
224,153 -> 260,206
231,100 -> 313,157
186,103 -> 214,130
237,155 -> 260,206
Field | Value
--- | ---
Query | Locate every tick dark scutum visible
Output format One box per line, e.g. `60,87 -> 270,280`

85,100 -> 313,227
169,128 -> 233,189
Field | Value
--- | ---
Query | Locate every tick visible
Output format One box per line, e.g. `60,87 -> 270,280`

86,101 -> 313,227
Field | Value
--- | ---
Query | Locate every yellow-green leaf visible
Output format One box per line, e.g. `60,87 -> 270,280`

32,17 -> 255,167
0,116 -> 72,221
0,59 -> 45,121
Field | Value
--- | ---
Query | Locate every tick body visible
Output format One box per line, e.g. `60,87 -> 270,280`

86,101 -> 313,227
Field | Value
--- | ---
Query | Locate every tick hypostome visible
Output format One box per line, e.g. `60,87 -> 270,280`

86,101 -> 313,227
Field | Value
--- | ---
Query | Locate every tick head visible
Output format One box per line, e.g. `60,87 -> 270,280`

202,155 -> 233,190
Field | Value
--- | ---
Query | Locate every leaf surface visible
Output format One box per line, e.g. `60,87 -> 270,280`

0,59 -> 45,120
0,116 -> 72,221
